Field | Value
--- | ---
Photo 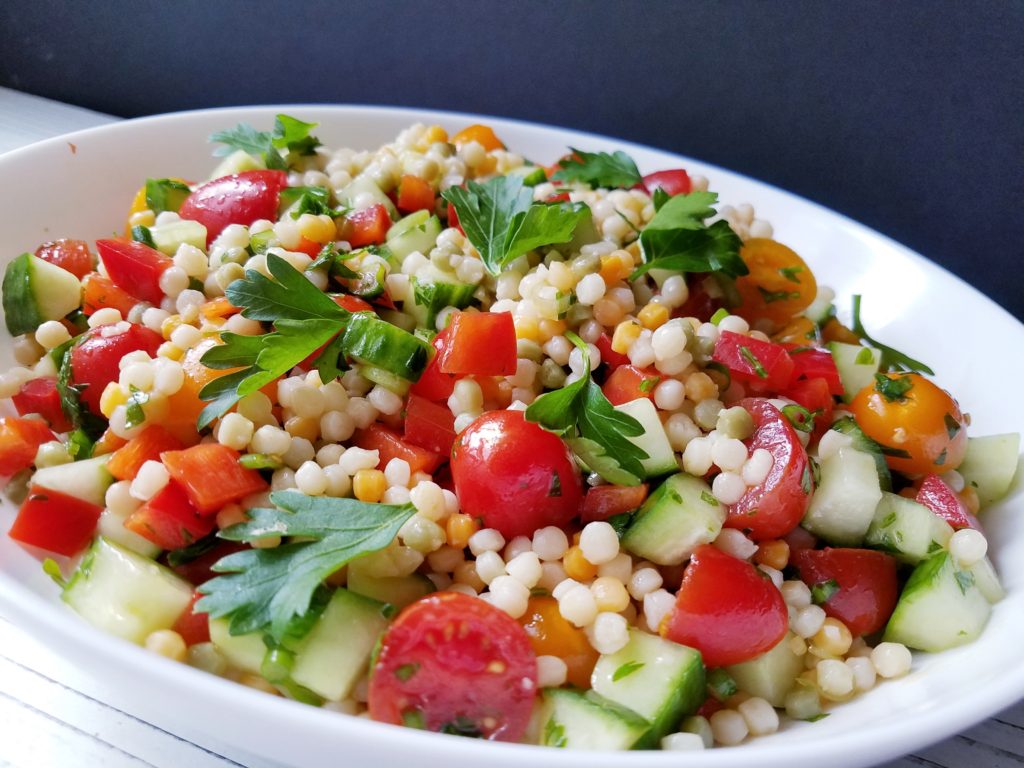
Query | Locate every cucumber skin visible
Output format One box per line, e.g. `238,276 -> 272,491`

831,417 -> 892,492
621,473 -> 724,566
957,434 -> 1021,507
3,253 -> 43,335
539,688 -> 651,750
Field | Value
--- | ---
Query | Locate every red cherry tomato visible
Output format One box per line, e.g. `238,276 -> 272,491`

712,331 -> 795,393
781,376 -> 835,442
9,485 -> 103,557
641,169 -> 692,197
451,410 -> 582,539
916,474 -> 981,531
581,484 -> 649,523
790,548 -> 899,637
339,204 -> 392,247
95,238 -> 173,305
0,418 -> 56,476
403,394 -> 456,457
661,544 -> 788,667
368,592 -> 538,741
785,346 -> 844,396
601,365 -> 660,406
35,239 -> 94,279
172,592 -> 211,645
70,324 -> 164,415
12,377 -> 72,432
179,170 -> 288,246
725,398 -> 812,541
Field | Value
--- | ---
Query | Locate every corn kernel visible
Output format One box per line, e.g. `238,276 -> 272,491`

161,314 -> 184,341
99,382 -> 128,418
515,317 -> 541,342
611,320 -> 642,354
353,468 -> 386,503
297,213 -> 337,244
599,251 -> 633,284
446,513 -> 479,549
638,302 -> 670,330
753,539 -> 790,571
563,545 -> 598,581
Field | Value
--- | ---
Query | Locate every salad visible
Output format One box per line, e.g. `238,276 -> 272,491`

0,114 -> 1020,752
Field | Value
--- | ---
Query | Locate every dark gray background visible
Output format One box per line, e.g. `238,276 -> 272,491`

2,0 -> 1021,319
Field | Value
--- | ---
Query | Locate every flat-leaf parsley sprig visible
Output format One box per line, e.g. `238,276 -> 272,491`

196,490 -> 416,640
210,114 -> 321,171
526,332 -> 648,485
550,148 -> 644,189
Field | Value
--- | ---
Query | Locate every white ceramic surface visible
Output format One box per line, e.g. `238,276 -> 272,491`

0,106 -> 1021,768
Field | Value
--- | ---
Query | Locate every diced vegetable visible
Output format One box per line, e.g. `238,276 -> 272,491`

8,485 -> 103,556
161,444 -> 267,514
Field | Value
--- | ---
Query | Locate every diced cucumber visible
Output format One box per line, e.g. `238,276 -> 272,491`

957,433 -> 1021,507
385,210 -> 442,263
342,312 -> 430,382
148,220 -> 207,256
32,455 -> 113,508
290,588 -> 390,701
357,364 -> 412,396
63,538 -> 193,644
208,149 -> 265,179
591,629 -> 704,746
864,492 -> 953,564
726,632 -> 804,707
802,446 -> 882,546
830,416 -> 892,492
407,275 -> 476,329
537,688 -> 650,750
96,508 -> 161,559
209,617 -> 266,674
967,556 -> 1005,604
339,175 -> 398,219
614,398 -> 677,479
883,551 -> 991,652
621,472 -> 724,565
346,559 -> 434,609
802,287 -> 835,325
827,341 -> 881,403
3,253 -> 83,336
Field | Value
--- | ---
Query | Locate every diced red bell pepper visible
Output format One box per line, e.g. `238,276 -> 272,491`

12,377 -> 72,432
96,238 -> 173,305
595,333 -> 630,370
170,540 -> 247,586
581,484 -> 649,523
0,418 -> 55,476
396,175 -> 436,214
178,170 -> 288,246
446,202 -> 464,235
340,204 -> 391,248
641,169 -> 692,197
291,236 -> 324,257
785,344 -> 844,396
81,272 -> 141,317
437,312 -> 517,377
125,480 -> 216,549
601,365 -> 660,406
35,239 -> 95,279
916,474 -> 982,531
107,426 -> 185,481
410,327 -> 458,402
172,591 -> 211,645
712,331 -> 795,392
161,444 -> 267,515
404,394 -> 457,457
353,423 -> 443,475
9,485 -> 102,556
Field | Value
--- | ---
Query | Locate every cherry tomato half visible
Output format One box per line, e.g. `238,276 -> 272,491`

35,239 -> 94,279
369,592 -> 537,740
661,544 -> 788,667
725,398 -> 812,541
734,238 -> 817,330
519,595 -> 598,689
790,548 -> 899,637
70,324 -> 164,415
641,169 -> 692,197
848,373 -> 967,476
178,170 -> 287,246
451,410 -> 582,539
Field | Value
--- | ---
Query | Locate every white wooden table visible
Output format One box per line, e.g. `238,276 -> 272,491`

0,86 -> 1021,768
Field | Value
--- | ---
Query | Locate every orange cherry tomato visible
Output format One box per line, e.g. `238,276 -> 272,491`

451,124 -> 505,152
518,596 -> 598,689
734,238 -> 817,329
849,373 -> 968,476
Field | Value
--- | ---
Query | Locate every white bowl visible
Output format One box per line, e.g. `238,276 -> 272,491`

1,105 -> 1022,768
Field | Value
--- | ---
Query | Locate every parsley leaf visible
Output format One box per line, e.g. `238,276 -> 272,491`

874,373 -> 914,403
551,148 -> 643,189
145,178 -> 191,214
55,340 -> 106,439
526,333 -> 647,485
227,253 -> 347,323
210,113 -> 321,170
440,176 -> 587,275
280,186 -> 347,219
810,579 -> 840,604
612,660 -> 645,681
196,490 -> 415,640
631,192 -> 747,279
124,385 -> 150,429
850,295 -> 934,374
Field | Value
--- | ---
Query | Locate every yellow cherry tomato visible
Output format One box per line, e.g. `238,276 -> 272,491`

518,596 -> 598,688
734,238 -> 817,329
849,373 -> 968,475
451,124 -> 505,152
